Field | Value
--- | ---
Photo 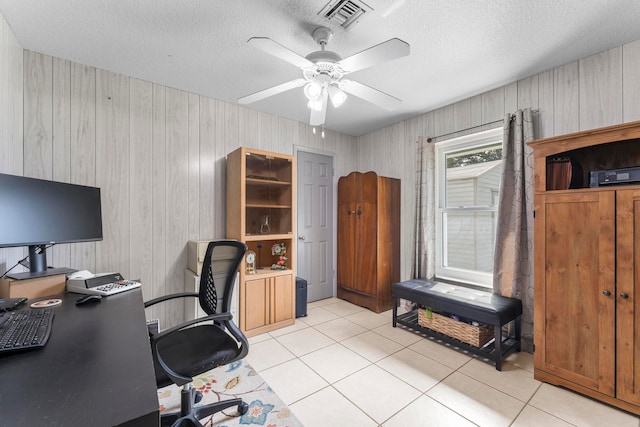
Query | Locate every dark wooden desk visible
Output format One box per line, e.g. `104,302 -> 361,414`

0,289 -> 159,426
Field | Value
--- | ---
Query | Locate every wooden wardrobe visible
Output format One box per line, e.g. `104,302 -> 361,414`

337,171 -> 400,313
529,121 -> 640,416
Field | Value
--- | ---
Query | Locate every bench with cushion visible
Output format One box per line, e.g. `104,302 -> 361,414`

392,279 -> 522,370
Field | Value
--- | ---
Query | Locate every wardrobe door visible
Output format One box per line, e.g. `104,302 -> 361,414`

616,189 -> 640,407
354,172 -> 378,295
534,191 -> 615,396
337,173 -> 356,289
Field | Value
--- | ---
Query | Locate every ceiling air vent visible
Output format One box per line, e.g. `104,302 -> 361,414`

319,0 -> 373,30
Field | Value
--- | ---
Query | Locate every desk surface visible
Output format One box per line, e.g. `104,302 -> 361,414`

0,289 -> 159,426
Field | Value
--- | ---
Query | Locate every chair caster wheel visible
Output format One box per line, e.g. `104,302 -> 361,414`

238,402 -> 249,415
194,391 -> 203,404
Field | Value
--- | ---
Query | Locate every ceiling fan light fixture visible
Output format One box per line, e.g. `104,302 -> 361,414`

328,85 -> 347,108
307,97 -> 324,111
303,80 -> 323,101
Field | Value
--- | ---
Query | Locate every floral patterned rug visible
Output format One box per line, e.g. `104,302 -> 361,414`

158,359 -> 303,427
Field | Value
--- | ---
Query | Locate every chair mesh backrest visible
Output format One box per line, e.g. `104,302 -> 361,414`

198,241 -> 247,316
202,266 -> 217,314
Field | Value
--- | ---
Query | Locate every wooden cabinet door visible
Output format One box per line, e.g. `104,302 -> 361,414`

337,173 -> 356,288
271,273 -> 294,324
616,189 -> 640,406
353,172 -> 378,295
534,191 -> 616,396
244,277 -> 269,332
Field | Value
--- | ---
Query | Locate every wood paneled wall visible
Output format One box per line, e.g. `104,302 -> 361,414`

356,40 -> 640,348
4,9 -> 640,328
0,14 -> 357,327
0,13 -> 24,282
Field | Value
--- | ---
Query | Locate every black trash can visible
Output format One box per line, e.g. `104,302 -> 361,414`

295,277 -> 308,318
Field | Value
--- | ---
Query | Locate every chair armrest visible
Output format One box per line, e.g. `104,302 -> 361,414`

223,318 -> 250,360
144,292 -> 198,308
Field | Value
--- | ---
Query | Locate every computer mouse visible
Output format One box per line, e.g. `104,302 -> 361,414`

75,295 -> 102,305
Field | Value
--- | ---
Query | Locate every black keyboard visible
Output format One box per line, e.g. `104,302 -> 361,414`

0,309 -> 54,353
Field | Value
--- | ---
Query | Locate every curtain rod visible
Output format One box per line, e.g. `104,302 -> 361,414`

422,109 -> 538,143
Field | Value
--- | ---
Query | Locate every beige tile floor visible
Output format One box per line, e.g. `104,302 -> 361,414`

245,297 -> 640,427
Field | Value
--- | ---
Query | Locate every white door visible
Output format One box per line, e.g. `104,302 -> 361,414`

296,150 -> 334,301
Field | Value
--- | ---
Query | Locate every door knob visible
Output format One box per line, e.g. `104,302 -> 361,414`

298,235 -> 305,240
620,292 -> 629,299
603,290 -> 611,296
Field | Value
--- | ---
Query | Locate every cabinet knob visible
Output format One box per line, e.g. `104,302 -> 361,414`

620,292 -> 629,299
603,290 -> 611,296
298,235 -> 305,240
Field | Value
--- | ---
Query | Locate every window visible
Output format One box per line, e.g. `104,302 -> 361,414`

435,127 -> 503,288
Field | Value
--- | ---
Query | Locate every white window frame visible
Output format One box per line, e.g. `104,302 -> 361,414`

434,127 -> 503,288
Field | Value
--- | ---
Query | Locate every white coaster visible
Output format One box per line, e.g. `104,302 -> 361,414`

30,298 -> 62,309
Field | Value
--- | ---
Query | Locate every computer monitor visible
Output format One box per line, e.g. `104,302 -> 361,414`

0,173 -> 103,280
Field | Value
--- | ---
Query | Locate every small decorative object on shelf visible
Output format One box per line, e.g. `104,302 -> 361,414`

259,215 -> 271,234
245,250 -> 256,274
271,243 -> 287,270
546,157 -> 572,190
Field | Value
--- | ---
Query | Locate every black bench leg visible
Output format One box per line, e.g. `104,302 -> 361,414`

392,298 -> 398,327
494,325 -> 502,371
515,316 -> 521,352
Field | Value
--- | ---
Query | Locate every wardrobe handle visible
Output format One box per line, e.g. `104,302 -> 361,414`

620,292 -> 629,299
357,207 -> 362,217
603,290 -> 611,297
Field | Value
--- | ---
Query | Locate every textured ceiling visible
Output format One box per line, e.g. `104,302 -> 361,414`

2,1 -> 640,136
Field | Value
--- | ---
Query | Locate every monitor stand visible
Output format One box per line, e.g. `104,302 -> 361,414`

5,244 -> 76,280
6,267 -> 77,281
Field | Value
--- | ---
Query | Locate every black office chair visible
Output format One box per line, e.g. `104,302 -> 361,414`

144,240 -> 249,427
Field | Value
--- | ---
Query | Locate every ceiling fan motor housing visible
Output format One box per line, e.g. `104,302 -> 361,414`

312,26 -> 333,47
305,26 -> 344,82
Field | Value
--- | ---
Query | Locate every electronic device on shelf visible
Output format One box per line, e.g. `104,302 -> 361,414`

67,270 -> 141,296
0,173 -> 103,280
589,166 -> 640,187
0,308 -> 54,354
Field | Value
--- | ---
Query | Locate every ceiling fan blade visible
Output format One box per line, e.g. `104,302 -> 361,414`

238,79 -> 306,105
248,37 -> 314,69
340,79 -> 402,110
337,38 -> 410,74
310,88 -> 329,126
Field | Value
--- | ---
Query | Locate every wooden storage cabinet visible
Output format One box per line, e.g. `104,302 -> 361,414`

227,147 -> 296,337
337,171 -> 400,313
243,272 -> 294,333
529,121 -> 640,415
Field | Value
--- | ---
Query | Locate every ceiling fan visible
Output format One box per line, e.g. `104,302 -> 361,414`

238,26 -> 410,127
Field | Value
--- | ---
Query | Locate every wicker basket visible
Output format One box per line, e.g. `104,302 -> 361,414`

418,309 -> 493,348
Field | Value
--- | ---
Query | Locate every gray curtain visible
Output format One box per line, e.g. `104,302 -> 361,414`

493,108 -> 535,352
413,136 -> 435,279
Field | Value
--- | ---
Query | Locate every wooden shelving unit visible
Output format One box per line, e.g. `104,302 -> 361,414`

226,147 -> 296,337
